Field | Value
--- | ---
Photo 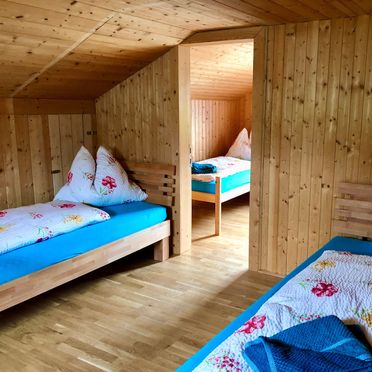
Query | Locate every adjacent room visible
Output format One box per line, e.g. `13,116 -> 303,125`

0,1 -> 371,371
190,41 -> 253,248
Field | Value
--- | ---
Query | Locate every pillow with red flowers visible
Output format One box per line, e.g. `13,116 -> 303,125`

94,146 -> 147,205
54,146 -> 147,206
54,146 -> 99,204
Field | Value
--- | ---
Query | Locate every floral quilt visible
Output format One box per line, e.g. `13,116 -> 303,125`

192,156 -> 251,183
0,200 -> 110,255
194,250 -> 372,371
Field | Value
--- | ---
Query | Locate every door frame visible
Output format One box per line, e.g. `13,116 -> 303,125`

178,26 -> 267,271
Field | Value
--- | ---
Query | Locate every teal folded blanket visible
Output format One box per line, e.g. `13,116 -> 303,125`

243,316 -> 372,372
192,162 -> 217,174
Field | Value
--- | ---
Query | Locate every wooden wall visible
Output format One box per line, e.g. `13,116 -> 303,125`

192,97 -> 251,161
95,46 -> 191,255
250,15 -> 372,276
0,99 -> 96,209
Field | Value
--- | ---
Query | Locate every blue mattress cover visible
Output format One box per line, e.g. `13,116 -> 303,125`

178,236 -> 372,371
192,169 -> 251,194
0,201 -> 167,286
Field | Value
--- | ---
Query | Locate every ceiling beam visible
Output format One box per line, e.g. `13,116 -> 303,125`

182,26 -> 262,46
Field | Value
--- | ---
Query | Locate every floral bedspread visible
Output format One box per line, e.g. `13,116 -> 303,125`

195,250 -> 372,371
192,157 -> 251,183
0,201 -> 110,255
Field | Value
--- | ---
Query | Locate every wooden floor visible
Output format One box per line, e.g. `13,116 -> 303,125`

0,195 -> 279,371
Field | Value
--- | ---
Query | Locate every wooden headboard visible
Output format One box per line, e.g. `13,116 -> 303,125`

122,160 -> 176,209
333,182 -> 372,240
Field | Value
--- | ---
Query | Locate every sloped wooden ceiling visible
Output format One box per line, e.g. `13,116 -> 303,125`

0,0 -> 371,99
190,42 -> 253,100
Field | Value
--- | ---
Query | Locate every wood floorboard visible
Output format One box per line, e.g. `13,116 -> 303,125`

0,195 -> 279,371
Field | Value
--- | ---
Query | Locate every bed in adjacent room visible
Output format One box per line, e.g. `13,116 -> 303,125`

180,182 -> 372,371
192,129 -> 251,235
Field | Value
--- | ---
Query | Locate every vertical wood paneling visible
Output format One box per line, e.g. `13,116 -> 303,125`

0,99 -> 96,210
191,96 -> 251,161
297,20 -> 319,263
249,27 -> 267,272
276,23 -> 295,275
96,47 -> 191,255
358,17 -> 372,184
250,15 -> 372,276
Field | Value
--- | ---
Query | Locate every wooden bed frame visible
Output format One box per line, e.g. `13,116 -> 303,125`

333,182 -> 372,240
0,161 -> 176,312
192,175 -> 250,236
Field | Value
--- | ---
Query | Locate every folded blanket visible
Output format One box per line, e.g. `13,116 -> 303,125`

191,162 -> 217,174
243,316 -> 372,372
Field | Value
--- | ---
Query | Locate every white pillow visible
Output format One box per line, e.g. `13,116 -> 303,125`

226,128 -> 251,160
94,146 -> 147,205
55,146 -> 98,203
54,146 -> 147,206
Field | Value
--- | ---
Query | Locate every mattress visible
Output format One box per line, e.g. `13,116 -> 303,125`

192,169 -> 251,194
0,201 -> 167,286
178,236 -> 372,371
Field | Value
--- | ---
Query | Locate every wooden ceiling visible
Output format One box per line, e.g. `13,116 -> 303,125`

0,0 -> 371,99
191,42 -> 253,100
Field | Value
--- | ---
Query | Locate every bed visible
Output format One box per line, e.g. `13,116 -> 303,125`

192,156 -> 251,235
0,161 -> 176,312
180,182 -> 372,371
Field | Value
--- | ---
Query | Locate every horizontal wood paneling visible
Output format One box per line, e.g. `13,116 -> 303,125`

250,15 -> 372,276
192,97 -> 251,161
95,47 -> 191,255
0,99 -> 96,209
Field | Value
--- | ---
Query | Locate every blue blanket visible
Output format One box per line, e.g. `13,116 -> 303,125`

243,316 -> 372,372
191,162 -> 217,174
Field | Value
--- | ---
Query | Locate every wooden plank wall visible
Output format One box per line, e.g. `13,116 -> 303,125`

95,46 -> 191,255
0,99 -> 96,209
250,14 -> 372,276
192,97 -> 251,161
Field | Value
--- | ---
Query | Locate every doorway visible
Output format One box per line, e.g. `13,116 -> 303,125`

184,40 -> 254,265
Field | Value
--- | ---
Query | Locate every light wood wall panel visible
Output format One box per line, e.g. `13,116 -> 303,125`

192,97 -> 251,161
0,99 -> 96,209
250,15 -> 372,276
95,46 -> 191,255
190,42 -> 253,100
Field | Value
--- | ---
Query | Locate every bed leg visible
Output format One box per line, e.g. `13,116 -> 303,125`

215,176 -> 222,236
215,202 -> 221,236
154,237 -> 170,261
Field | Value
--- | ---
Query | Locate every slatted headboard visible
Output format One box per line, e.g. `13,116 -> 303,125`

122,160 -> 176,209
333,182 -> 372,240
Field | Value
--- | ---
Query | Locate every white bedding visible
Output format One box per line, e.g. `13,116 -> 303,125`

0,200 -> 110,255
194,250 -> 372,371
192,156 -> 251,183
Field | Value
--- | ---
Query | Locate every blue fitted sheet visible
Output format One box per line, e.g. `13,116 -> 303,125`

0,201 -> 167,286
178,236 -> 372,371
192,169 -> 251,194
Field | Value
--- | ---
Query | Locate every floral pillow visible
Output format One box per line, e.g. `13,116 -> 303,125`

226,128 -> 251,160
94,146 -> 147,205
54,146 -> 147,206
55,146 -> 98,204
